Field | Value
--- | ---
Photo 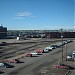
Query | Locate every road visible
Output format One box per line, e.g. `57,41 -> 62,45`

1,40 -> 74,75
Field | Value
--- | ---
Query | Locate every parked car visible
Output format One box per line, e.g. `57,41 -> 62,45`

0,42 -> 7,46
66,40 -> 73,43
63,41 -> 68,44
43,48 -> 49,53
35,50 -> 43,55
51,44 -> 58,49
53,64 -> 69,69
0,63 -> 4,67
2,59 -> 21,63
45,47 -> 53,51
60,64 -> 75,70
25,53 -> 32,57
62,41 -> 66,45
72,51 -> 75,58
57,43 -> 62,47
26,51 -> 39,57
66,55 -> 74,61
31,51 -> 42,56
31,51 -> 38,55
36,49 -> 44,53
0,62 -> 14,68
73,51 -> 75,53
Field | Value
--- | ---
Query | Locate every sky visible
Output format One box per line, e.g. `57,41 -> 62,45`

0,0 -> 74,30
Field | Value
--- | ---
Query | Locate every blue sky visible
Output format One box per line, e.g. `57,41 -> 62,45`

0,0 -> 74,30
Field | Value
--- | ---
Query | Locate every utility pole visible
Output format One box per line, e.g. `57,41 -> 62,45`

65,44 -> 67,61
61,29 -> 63,61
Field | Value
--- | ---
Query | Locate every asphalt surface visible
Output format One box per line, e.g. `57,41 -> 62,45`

0,38 -> 75,75
0,38 -> 60,60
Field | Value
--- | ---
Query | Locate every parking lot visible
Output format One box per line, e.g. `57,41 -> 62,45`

0,38 -> 75,75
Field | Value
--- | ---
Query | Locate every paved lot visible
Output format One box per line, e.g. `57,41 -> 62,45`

0,38 -> 59,60
0,38 -> 75,75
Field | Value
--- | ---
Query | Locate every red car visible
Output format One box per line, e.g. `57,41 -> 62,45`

36,49 -> 44,53
53,64 -> 69,69
25,53 -> 32,57
2,59 -> 21,63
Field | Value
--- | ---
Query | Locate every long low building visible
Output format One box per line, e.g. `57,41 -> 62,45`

45,32 -> 75,38
7,30 -> 75,38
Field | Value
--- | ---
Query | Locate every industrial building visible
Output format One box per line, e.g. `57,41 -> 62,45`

0,25 -> 7,39
7,30 -> 75,38
45,31 -> 75,38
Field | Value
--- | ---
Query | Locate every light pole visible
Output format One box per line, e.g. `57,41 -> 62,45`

61,29 -> 63,61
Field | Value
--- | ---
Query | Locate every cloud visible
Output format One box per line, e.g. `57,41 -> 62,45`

16,11 -> 31,17
16,11 -> 35,17
10,11 -> 37,20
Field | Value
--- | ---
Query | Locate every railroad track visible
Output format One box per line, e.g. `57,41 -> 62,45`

0,41 -> 52,60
